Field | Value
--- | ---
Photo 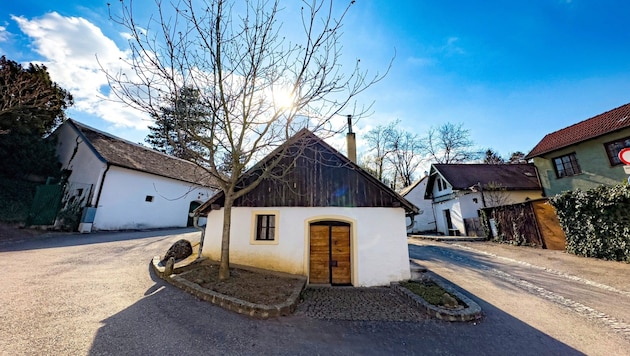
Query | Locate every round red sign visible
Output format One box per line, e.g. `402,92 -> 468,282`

619,148 -> 630,165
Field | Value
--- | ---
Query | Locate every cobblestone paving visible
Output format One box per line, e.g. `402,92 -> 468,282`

295,286 -> 430,321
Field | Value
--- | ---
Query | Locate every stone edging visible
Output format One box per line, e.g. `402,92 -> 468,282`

151,256 -> 307,319
391,275 -> 482,322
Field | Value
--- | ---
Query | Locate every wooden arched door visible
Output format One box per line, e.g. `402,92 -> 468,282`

309,221 -> 351,285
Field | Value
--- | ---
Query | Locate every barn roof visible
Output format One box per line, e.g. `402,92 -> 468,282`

426,163 -> 541,195
196,128 -> 418,215
65,119 -> 216,187
526,102 -> 630,159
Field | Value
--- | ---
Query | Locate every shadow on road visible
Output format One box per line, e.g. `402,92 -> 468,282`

0,228 -> 200,252
408,243 -> 529,294
88,275 -> 584,355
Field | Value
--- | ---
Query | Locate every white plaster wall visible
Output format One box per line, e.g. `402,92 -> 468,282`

403,179 -> 436,233
55,123 -> 106,206
93,166 -> 214,230
203,206 -> 411,287
432,199 -> 465,235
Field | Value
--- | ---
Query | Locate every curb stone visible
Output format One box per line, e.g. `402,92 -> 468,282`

391,272 -> 483,322
151,256 -> 307,319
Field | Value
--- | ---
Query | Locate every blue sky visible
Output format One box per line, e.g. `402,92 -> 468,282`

2,0 -> 630,161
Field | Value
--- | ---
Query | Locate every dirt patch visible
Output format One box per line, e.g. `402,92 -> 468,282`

0,222 -> 60,244
178,261 -> 304,305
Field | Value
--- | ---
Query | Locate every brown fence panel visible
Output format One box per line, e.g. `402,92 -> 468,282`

484,202 -> 544,247
532,200 -> 566,250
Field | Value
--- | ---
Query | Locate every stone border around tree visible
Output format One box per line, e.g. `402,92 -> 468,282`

391,273 -> 483,322
151,256 -> 307,319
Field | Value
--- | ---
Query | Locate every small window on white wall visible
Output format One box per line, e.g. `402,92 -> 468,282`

256,215 -> 276,240
145,195 -> 154,202
251,211 -> 279,244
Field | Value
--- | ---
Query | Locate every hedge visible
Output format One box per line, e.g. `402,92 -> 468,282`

549,183 -> 630,262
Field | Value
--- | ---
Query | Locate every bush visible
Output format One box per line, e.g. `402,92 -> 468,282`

0,177 -> 38,223
550,183 -> 630,262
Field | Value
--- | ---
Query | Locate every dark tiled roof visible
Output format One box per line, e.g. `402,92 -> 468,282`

69,120 -> 216,187
526,102 -> 630,158
433,164 -> 541,190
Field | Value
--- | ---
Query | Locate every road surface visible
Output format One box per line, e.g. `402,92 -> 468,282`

408,238 -> 630,355
1,229 -> 626,355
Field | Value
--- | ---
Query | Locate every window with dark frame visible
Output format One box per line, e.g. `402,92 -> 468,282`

256,214 -> 276,241
604,137 -> 630,166
553,153 -> 582,178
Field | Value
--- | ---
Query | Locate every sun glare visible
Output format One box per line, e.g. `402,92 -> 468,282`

273,86 -> 296,109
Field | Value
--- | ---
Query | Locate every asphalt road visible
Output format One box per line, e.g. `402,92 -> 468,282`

0,229 -> 626,355
408,239 -> 630,356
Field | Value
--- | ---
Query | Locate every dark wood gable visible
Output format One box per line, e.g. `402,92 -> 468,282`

198,129 -> 417,214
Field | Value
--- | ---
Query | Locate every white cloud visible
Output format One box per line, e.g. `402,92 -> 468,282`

442,36 -> 465,55
0,25 -> 9,42
11,12 -> 150,130
407,56 -> 434,67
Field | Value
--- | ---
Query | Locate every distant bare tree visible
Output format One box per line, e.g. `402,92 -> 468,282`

362,121 -> 397,182
387,129 -> 423,190
104,0 -> 390,280
422,122 -> 479,163
483,181 -> 512,207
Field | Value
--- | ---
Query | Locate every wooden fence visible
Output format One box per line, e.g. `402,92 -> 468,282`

481,199 -> 566,250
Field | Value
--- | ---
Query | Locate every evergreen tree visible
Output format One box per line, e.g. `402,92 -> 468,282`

145,86 -> 207,161
0,56 -> 72,179
0,56 -> 73,136
483,149 -> 505,164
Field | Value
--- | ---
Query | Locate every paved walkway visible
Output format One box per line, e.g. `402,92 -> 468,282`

296,286 -> 430,321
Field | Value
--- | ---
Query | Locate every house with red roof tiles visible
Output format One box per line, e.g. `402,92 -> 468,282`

525,102 -> 630,196
424,164 -> 543,236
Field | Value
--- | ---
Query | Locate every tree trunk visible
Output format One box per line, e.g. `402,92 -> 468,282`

219,195 -> 233,281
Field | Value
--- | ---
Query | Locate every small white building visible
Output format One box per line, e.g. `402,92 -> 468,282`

425,164 -> 544,236
197,129 -> 418,287
399,176 -> 436,234
53,119 -> 216,232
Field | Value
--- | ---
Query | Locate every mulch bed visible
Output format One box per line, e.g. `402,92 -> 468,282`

178,262 -> 304,305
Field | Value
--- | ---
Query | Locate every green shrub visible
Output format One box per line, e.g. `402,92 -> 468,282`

0,177 -> 38,223
550,183 -> 630,262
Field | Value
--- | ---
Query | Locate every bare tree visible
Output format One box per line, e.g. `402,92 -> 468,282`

362,120 -> 397,183
103,0 -> 390,280
483,181 -> 512,207
421,122 -> 479,163
387,129 -> 423,190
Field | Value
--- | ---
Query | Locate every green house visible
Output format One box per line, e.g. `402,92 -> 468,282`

526,102 -> 630,196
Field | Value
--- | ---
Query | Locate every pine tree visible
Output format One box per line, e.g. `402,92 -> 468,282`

145,86 -> 207,161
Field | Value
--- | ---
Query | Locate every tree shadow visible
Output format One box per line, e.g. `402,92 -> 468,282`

88,278 -> 583,355
408,242 -> 534,294
0,228 -> 200,252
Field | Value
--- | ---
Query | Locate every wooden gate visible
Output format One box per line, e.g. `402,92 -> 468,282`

309,221 -> 351,285
26,184 -> 63,226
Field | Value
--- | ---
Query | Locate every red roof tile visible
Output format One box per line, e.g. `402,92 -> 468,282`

526,102 -> 630,158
